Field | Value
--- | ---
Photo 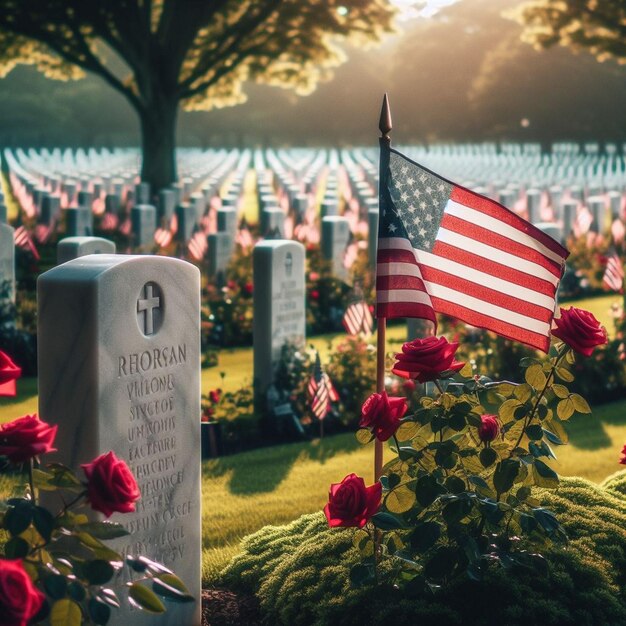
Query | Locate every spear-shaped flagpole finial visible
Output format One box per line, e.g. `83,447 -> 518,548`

379,93 -> 392,139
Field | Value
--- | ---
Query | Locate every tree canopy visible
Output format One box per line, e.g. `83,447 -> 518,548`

508,0 -> 626,64
0,0 -> 396,189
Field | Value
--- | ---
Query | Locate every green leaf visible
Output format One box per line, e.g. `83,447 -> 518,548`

514,383 -> 533,403
533,459 -> 559,489
493,459 -> 520,495
526,424 -> 544,441
499,399 -> 522,421
557,398 -> 575,420
395,422 -> 419,441
77,522 -> 130,540
83,560 -> 114,585
415,475 -> 445,507
545,418 -> 569,444
88,598 -> 111,625
31,468 -> 56,491
525,364 -> 547,390
152,574 -> 194,603
410,521 -> 441,554
355,428 -> 374,444
479,447 -> 497,468
352,529 -> 374,557
33,506 -> 55,542
445,476 -> 466,494
442,497 -> 473,525
97,589 -> 120,609
128,583 -> 166,614
67,582 -> 86,603
551,384 -> 570,399
371,511 -> 406,530
520,357 -> 541,368
459,362 -> 474,378
349,564 -> 375,587
495,382 -> 516,397
516,486 -> 531,501
44,575 -> 68,600
5,503 -> 33,536
50,599 -> 82,626
468,475 -> 494,497
534,508 -> 561,534
424,546 -> 458,580
571,394 -> 591,414
4,536 -> 29,558
386,485 -> 416,514
554,366 -> 574,382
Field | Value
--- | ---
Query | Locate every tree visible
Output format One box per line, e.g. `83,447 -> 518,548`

0,1 -> 395,191
508,1 -> 626,65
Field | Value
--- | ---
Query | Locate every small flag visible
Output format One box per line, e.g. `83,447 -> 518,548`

377,148 -> 569,352
603,249 -> 624,293
188,230 -> 208,261
34,222 -> 55,244
100,212 -> 119,231
154,227 -> 173,248
14,226 -> 40,261
574,206 -> 593,236
342,301 -> 374,337
308,352 -> 339,420
236,221 -> 254,250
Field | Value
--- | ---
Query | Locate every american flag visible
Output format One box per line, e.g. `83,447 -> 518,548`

34,222 -> 55,244
342,300 -> 374,337
603,249 -> 624,293
377,148 -> 569,352
235,221 -> 254,250
307,352 -> 339,420
188,229 -> 208,261
14,226 -> 40,261
154,227 -> 173,248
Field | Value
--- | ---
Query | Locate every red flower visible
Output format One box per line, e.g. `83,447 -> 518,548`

402,379 -> 416,395
552,307 -> 608,356
244,282 -> 253,295
0,351 -> 21,398
311,290 -> 320,300
82,451 -> 140,518
0,560 -> 45,626
478,414 -> 499,443
619,444 -> 626,465
209,389 -> 221,404
324,473 -> 381,528
360,391 -> 408,442
391,336 -> 465,382
309,272 -> 320,281
0,415 -> 57,463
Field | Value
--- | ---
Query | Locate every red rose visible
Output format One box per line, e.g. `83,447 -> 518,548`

0,415 -> 57,463
309,272 -> 320,281
82,451 -> 140,518
311,290 -> 320,300
244,282 -> 253,295
478,414 -> 499,443
391,336 -> 465,382
619,444 -> 626,465
402,379 -> 416,394
209,389 -> 221,404
0,559 -> 45,626
324,473 -> 381,528
0,351 -> 21,398
552,307 -> 608,356
360,391 -> 408,442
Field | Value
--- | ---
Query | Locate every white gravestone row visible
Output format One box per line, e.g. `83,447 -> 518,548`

321,216 -> 351,282
38,255 -> 201,626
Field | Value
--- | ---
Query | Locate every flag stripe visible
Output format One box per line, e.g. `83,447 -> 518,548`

377,301 -> 436,321
431,295 -> 550,352
450,187 -> 567,259
436,228 -> 560,287
442,211 -> 561,276
377,274 -> 427,293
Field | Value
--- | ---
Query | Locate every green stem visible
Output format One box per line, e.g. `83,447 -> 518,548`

28,459 -> 36,503
509,348 -> 569,456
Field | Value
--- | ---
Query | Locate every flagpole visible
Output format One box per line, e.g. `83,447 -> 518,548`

375,94 -> 392,482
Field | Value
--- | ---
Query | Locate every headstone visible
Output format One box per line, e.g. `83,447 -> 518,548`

175,204 -> 196,242
253,240 -> 306,396
131,204 -> 157,248
105,193 -> 121,215
38,255 -> 201,625
66,206 -> 93,237
208,232 -> 232,285
136,182 -> 151,205
321,197 -> 338,218
322,216 -> 351,281
40,195 -> 61,225
158,189 -> 176,223
561,200 -> 578,238
368,208 -> 379,268
78,190 -> 93,209
608,191 -> 622,219
587,196 -> 607,233
0,223 -> 15,306
498,189 -> 517,210
0,202 -> 7,224
217,207 -> 237,240
526,189 -> 541,223
535,222 -> 563,245
57,236 -> 116,265
261,208 -> 284,237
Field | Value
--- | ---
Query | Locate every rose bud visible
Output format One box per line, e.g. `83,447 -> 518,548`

478,414 -> 500,443
324,473 -> 382,528
619,444 -> 626,465
82,451 -> 141,518
0,414 -> 58,463
0,351 -> 21,398
209,389 -> 221,404
392,336 -> 465,382
360,391 -> 408,442
0,559 -> 45,626
552,307 -> 608,356
402,379 -> 417,395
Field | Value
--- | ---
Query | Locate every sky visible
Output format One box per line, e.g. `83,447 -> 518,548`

391,0 -> 461,19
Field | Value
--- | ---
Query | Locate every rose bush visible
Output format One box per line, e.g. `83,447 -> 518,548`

82,451 -> 141,518
324,474 -> 382,528
552,306 -> 608,356
0,414 -> 57,463
0,560 -> 45,626
391,336 -> 465,382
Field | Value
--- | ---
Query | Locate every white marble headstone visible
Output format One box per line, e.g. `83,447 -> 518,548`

38,255 -> 201,626
131,204 -> 157,248
0,223 -> 15,305
57,236 -> 116,265
253,240 -> 305,395
322,216 -> 351,281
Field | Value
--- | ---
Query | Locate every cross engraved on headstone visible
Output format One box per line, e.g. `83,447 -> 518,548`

137,283 -> 161,335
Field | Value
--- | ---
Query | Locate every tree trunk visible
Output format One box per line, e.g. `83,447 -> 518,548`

138,97 -> 179,193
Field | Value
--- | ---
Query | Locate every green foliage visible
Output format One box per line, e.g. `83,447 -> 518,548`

223,473 -> 626,625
